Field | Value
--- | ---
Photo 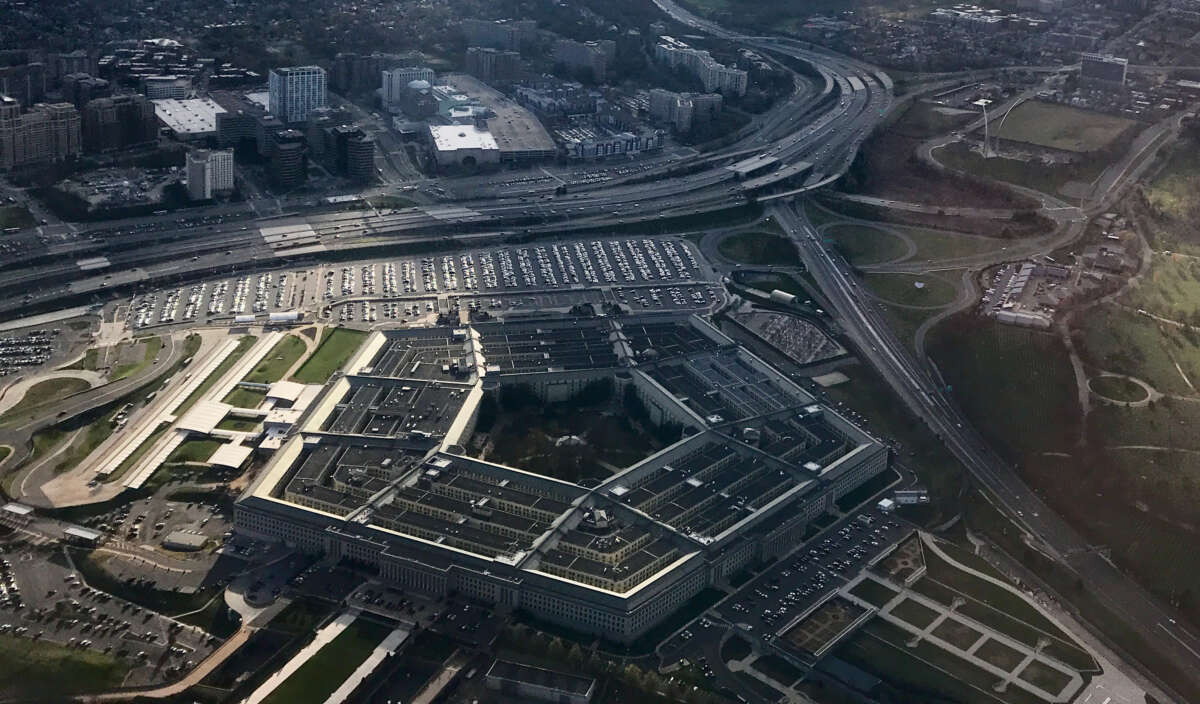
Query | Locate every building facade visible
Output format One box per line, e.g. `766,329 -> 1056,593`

82,94 -> 157,153
186,148 -> 234,200
268,66 -> 328,124
461,19 -> 537,51
381,66 -> 435,106
465,48 -> 522,83
552,40 -> 616,82
655,37 -> 748,96
0,96 -> 82,170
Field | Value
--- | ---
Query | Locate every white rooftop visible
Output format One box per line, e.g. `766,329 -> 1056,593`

429,124 -> 498,153
178,401 -> 233,435
1,502 -> 33,516
152,97 -> 227,135
267,380 -> 306,403
208,443 -> 253,469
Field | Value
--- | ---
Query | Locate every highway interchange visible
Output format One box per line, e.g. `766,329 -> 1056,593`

1,1 -> 1198,699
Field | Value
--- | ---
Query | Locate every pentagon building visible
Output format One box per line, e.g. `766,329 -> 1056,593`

236,314 -> 888,643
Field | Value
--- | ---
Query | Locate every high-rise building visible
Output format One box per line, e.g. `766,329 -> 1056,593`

655,37 -> 748,96
82,94 -> 157,153
649,89 -> 722,133
552,40 -> 615,82
1081,53 -> 1128,87
465,48 -> 522,83
269,129 -> 308,189
49,51 -> 93,82
0,60 -> 47,110
381,66 -> 435,106
339,127 -> 375,182
61,73 -> 111,111
268,66 -> 327,124
330,53 -> 404,94
461,19 -> 536,51
186,148 -> 234,200
0,96 -> 82,170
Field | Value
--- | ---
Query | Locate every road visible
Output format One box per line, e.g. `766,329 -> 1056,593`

775,200 -> 1200,702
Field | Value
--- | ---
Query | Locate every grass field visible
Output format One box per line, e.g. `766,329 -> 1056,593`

863,273 -> 958,308
111,336 -> 162,381
0,205 -> 35,230
223,387 -> 268,409
243,335 -> 306,384
931,617 -> 983,650
889,598 -> 940,629
717,231 -> 801,266
0,633 -> 128,699
174,336 -> 258,414
166,439 -> 222,464
262,618 -> 393,704
291,328 -> 366,384
0,377 -> 91,423
216,417 -> 260,432
929,315 -> 1078,461
994,101 -> 1136,153
849,577 -> 900,608
825,224 -> 909,265
1017,660 -> 1072,696
1122,253 -> 1200,321
1145,143 -> 1200,220
935,142 -> 1077,196
975,638 -> 1026,672
721,634 -> 753,662
1089,375 -> 1148,402
65,347 -> 101,371
1075,304 -> 1199,396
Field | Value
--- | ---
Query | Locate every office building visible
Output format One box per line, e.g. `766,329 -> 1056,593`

1081,53 -> 1128,87
269,129 -> 307,189
655,36 -> 748,96
236,316 -> 889,644
143,75 -> 191,99
61,73 -> 111,111
0,96 -> 82,170
82,94 -> 157,153
465,48 -> 522,83
186,148 -> 234,200
382,66 -> 436,106
341,127 -> 375,182
268,66 -> 327,124
553,40 -> 616,82
462,18 -> 537,51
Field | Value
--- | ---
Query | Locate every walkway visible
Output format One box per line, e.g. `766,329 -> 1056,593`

242,609 -> 360,704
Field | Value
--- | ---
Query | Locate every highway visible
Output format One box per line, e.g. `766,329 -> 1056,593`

775,200 -> 1200,702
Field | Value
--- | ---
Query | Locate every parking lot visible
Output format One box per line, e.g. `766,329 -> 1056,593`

0,544 -> 220,686
659,507 -> 912,669
125,235 -> 715,331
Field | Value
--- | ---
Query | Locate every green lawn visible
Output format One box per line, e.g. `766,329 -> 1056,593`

65,347 -> 101,371
243,335 -> 307,384
935,142 -> 1078,196
174,336 -> 258,414
975,638 -> 1026,672
1089,375 -> 1147,402
902,226 -> 1013,262
993,101 -> 1136,153
262,618 -> 393,704
1146,143 -> 1200,220
216,417 -> 260,432
0,633 -> 128,699
0,205 -> 35,229
849,577 -> 900,608
166,439 -> 222,464
224,387 -> 268,409
0,377 -> 92,423
1017,660 -> 1072,696
928,314 -> 1078,461
111,336 -> 163,381
825,224 -> 909,265
368,195 -> 417,210
1122,253 -> 1200,321
1075,304 -> 1199,396
290,328 -> 366,384
931,617 -> 983,650
863,272 -> 958,308
889,598 -> 941,629
717,231 -> 801,266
